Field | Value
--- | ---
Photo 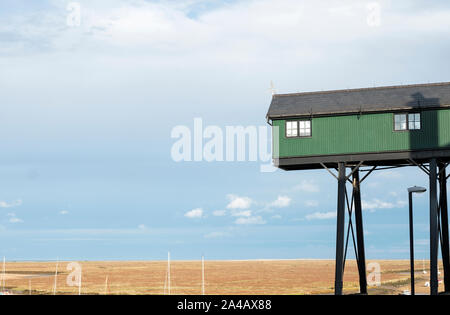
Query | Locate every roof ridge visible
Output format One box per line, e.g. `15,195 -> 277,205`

273,82 -> 450,98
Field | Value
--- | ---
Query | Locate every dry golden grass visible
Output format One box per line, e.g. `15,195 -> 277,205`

0,259 -> 445,295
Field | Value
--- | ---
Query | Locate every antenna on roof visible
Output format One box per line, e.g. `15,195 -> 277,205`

269,81 -> 277,95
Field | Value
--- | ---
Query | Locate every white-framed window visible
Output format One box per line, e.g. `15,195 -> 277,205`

394,114 -> 407,131
286,120 -> 311,138
286,121 -> 298,137
394,113 -> 421,131
408,113 -> 421,130
299,120 -> 311,137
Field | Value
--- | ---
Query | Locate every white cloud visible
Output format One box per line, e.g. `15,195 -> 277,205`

305,200 -> 319,208
7,213 -> 23,223
362,199 -> 407,211
226,195 -> 252,210
396,200 -> 407,207
294,181 -> 319,193
235,216 -> 266,225
138,224 -> 148,230
4,0 -> 450,59
184,208 -> 204,219
204,231 -> 229,239
0,200 -> 22,208
231,210 -> 252,217
416,239 -> 429,246
374,170 -> 402,179
213,210 -> 227,217
306,211 -> 337,220
60,210 -> 69,215
271,215 -> 282,219
9,217 -> 23,223
268,195 -> 291,208
363,199 -> 394,210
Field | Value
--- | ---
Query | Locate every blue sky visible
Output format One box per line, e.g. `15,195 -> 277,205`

0,0 -> 450,261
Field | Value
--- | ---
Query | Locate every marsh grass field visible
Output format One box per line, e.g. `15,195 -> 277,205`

1,260 -> 445,295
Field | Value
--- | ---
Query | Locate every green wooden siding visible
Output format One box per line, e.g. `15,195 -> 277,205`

273,109 -> 450,158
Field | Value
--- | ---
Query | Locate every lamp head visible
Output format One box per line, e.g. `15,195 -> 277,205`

408,186 -> 427,194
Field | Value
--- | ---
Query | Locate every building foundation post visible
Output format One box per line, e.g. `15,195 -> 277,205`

430,159 -> 439,295
439,163 -> 450,292
353,168 -> 368,294
335,162 -> 346,295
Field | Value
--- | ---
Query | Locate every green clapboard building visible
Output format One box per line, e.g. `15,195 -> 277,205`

266,82 -> 450,296
267,82 -> 450,170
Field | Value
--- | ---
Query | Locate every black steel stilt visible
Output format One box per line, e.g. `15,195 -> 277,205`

430,159 -> 439,295
352,169 -> 368,294
335,162 -> 346,295
439,163 -> 450,292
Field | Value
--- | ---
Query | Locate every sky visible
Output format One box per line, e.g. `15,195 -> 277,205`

0,0 -> 450,261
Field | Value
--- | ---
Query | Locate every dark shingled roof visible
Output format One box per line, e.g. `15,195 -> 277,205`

267,82 -> 450,120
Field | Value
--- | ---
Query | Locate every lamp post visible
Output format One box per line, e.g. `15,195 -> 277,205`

408,186 -> 427,295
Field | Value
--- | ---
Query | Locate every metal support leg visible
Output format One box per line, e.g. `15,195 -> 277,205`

439,163 -> 450,292
353,169 -> 368,294
430,159 -> 439,295
335,162 -> 346,295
